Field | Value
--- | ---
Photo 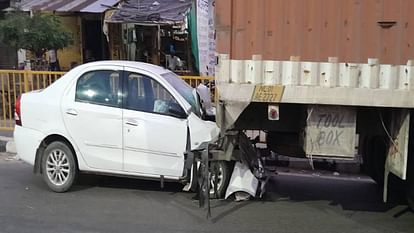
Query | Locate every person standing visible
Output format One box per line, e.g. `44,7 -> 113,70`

48,49 -> 60,71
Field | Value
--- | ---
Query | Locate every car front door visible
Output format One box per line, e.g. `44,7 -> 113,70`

122,69 -> 187,178
61,66 -> 123,171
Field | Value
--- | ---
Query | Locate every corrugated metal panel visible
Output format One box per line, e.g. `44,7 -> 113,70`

216,0 -> 414,65
108,0 -> 191,24
80,0 -> 117,13
19,0 -> 119,13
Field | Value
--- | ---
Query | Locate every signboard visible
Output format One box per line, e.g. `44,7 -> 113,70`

304,105 -> 356,157
207,0 -> 216,76
197,0 -> 215,76
252,85 -> 284,102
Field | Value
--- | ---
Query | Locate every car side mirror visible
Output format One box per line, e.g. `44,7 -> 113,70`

168,102 -> 187,119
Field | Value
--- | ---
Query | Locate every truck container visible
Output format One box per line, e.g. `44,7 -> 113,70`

212,0 -> 414,208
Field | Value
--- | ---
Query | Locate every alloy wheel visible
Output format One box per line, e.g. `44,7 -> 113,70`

45,149 -> 71,186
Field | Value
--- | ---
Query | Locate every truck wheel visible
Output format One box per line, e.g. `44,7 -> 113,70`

210,161 -> 232,198
41,141 -> 77,192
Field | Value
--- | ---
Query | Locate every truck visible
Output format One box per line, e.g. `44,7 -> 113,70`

208,0 -> 414,208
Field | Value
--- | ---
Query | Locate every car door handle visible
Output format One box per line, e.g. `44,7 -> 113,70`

66,108 -> 78,116
125,119 -> 138,126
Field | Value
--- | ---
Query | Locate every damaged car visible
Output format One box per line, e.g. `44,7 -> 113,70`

14,61 -> 235,197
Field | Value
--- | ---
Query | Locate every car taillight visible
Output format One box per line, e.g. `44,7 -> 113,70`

15,96 -> 21,126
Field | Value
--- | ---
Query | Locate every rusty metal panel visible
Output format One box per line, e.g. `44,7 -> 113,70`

285,0 -> 304,59
217,0 -> 414,64
381,0 -> 402,64
340,0 -> 361,62
231,0 -> 249,59
302,0 -> 323,61
359,0 -> 382,62
246,0 -> 265,57
400,0 -> 414,65
215,0 -> 232,55
263,0 -> 283,60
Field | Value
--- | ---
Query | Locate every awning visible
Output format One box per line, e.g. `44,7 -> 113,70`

19,0 -> 119,13
108,0 -> 192,24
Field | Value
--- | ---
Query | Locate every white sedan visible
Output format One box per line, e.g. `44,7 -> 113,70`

14,61 -> 230,196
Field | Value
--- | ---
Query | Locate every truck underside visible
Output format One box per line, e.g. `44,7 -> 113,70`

208,101 -> 414,209
210,56 -> 414,208
232,103 -> 405,179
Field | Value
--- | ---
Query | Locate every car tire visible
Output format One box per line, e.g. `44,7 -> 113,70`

209,161 -> 232,199
41,141 -> 77,192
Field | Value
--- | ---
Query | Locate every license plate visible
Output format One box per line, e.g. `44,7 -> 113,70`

252,85 -> 284,102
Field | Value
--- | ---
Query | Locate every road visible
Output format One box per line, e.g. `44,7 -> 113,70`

0,153 -> 413,233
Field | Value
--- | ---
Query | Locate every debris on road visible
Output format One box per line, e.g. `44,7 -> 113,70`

225,162 -> 258,200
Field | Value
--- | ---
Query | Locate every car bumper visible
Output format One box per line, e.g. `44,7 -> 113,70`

14,126 -> 45,166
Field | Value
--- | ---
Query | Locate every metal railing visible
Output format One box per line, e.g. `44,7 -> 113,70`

181,75 -> 216,100
0,70 -> 65,130
0,70 -> 214,131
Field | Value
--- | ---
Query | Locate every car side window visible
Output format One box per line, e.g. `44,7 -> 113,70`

75,70 -> 120,107
126,72 -> 179,115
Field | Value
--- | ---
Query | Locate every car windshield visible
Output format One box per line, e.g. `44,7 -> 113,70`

161,72 -> 200,116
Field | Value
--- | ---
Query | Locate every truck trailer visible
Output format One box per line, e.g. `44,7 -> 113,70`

209,0 -> 414,208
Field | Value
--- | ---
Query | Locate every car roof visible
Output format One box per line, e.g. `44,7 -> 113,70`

78,60 -> 171,76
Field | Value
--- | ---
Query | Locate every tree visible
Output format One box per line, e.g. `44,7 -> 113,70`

0,11 -> 73,59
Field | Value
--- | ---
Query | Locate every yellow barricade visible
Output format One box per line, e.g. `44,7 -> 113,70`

0,70 -> 214,131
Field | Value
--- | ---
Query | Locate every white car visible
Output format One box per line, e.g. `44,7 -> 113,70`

14,61 -> 230,196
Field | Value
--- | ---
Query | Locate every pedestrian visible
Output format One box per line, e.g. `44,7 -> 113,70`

48,49 -> 60,71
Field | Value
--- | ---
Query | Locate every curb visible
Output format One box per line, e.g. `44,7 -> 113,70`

0,136 -> 16,154
6,140 -> 16,154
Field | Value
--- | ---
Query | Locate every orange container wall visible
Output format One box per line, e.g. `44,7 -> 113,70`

215,0 -> 414,65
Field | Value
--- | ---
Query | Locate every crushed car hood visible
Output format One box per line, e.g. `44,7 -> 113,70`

188,113 -> 219,150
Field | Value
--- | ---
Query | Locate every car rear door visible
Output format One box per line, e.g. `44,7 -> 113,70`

61,65 -> 123,171
122,68 -> 187,178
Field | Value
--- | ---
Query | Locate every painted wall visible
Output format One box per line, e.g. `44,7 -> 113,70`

57,15 -> 82,70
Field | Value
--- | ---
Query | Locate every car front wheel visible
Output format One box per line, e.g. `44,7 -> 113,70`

210,161 -> 232,198
41,141 -> 77,192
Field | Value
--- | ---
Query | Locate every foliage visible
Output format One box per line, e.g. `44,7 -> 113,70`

0,11 -> 73,58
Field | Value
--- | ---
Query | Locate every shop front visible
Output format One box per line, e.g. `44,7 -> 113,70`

105,0 -> 196,75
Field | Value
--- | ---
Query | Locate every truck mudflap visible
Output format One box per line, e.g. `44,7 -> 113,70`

196,132 -> 269,217
383,110 -> 410,202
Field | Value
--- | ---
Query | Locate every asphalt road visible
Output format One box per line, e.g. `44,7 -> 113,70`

0,153 -> 413,233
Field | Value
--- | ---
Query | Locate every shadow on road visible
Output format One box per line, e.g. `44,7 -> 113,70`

263,171 -> 408,214
73,173 -> 183,194
69,168 -> 411,218
210,201 -> 252,223
393,207 -> 414,218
